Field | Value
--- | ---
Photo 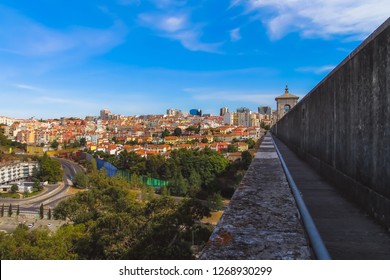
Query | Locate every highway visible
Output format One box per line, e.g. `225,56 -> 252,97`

0,158 -> 84,215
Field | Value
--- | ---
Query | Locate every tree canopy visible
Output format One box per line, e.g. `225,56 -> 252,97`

37,155 -> 64,183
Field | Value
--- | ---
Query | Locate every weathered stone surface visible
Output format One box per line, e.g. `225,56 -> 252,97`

200,133 -> 312,260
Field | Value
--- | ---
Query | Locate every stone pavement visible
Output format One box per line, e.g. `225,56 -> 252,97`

200,133 -> 312,260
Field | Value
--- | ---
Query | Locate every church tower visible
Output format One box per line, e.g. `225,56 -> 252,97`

275,85 -> 299,121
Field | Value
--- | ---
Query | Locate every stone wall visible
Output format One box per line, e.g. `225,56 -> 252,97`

200,133 -> 311,259
273,18 -> 390,229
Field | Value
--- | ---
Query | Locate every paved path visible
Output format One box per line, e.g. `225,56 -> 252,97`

273,136 -> 390,260
201,133 -> 311,260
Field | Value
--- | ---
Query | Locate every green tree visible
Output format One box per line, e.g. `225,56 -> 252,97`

227,144 -> 238,152
72,172 -> 89,189
201,137 -> 208,143
50,140 -> 59,149
79,137 -> 86,147
33,178 -> 42,191
1,204 -> 4,217
188,170 -> 201,197
208,193 -> 224,211
10,184 -> 18,193
8,204 -> 12,217
245,138 -> 256,149
38,155 -> 64,183
173,127 -> 182,137
48,208 -> 52,220
86,158 -> 98,173
241,151 -> 253,169
161,128 -> 170,138
40,203 -> 44,219
16,205 -> 20,216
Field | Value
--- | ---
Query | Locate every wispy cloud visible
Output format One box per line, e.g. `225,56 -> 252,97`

0,6 -> 127,57
138,9 -> 222,53
232,0 -> 390,40
295,65 -> 336,74
14,84 -> 45,92
138,13 -> 187,32
230,28 -> 241,41
148,0 -> 187,9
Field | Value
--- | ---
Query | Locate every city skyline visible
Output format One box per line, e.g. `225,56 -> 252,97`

1,1 -> 389,118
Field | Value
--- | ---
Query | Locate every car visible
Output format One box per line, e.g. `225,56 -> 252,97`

47,223 -> 52,227
28,224 -> 33,228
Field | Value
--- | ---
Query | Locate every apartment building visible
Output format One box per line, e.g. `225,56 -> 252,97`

0,161 -> 39,186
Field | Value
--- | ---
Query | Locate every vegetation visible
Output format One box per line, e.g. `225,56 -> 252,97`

112,148 -> 233,198
10,184 -> 18,193
0,172 -> 212,260
39,203 -> 44,219
94,146 -> 254,201
0,128 -> 26,151
8,204 -> 12,217
72,172 -> 89,189
260,122 -> 270,130
36,155 -> 64,183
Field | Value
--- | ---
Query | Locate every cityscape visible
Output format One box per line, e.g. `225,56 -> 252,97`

1,1 -> 390,275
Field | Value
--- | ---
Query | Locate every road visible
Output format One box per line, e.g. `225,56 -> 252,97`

0,158 -> 84,215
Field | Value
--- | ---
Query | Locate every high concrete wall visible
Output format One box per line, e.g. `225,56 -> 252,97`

273,18 -> 390,229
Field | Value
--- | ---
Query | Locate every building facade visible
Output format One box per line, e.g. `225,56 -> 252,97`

0,161 -> 39,186
220,107 -> 229,116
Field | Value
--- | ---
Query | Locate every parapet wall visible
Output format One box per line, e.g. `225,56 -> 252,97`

200,133 -> 311,259
273,18 -> 390,229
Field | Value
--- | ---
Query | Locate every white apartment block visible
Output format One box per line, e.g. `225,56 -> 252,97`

0,161 -> 39,186
0,116 -> 16,126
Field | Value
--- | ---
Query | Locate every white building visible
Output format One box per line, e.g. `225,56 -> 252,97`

223,112 -> 235,125
0,161 -> 39,186
0,116 -> 16,126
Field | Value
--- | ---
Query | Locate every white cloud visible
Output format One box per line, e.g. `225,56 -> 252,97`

295,65 -> 336,74
233,0 -> 390,40
230,28 -> 241,41
138,13 -> 187,32
138,12 -> 222,53
14,84 -> 45,92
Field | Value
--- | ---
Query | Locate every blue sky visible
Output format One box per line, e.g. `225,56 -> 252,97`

0,0 -> 389,119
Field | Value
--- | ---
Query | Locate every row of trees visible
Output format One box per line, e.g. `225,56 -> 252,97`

0,203 -> 50,219
0,172 -> 212,259
1,204 -> 20,217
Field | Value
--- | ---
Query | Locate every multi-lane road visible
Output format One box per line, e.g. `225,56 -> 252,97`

0,158 -> 84,215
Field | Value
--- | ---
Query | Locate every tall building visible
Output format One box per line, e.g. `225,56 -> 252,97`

189,109 -> 202,116
100,109 -> 111,120
223,111 -> 235,125
220,107 -> 229,116
166,108 -> 182,116
236,107 -> 251,127
275,86 -> 299,121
